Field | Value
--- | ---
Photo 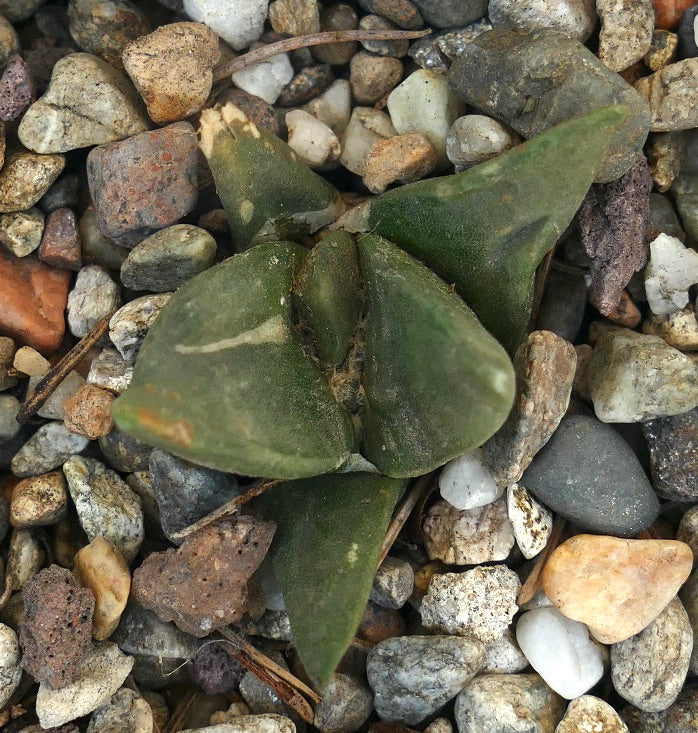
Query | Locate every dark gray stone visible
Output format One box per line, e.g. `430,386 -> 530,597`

189,642 -> 245,695
446,28 -> 651,182
37,173 -> 80,213
522,414 -> 660,536
534,266 -> 587,342
411,0 -> 487,28
370,556 -> 414,609
408,20 -> 493,71
149,449 -> 240,542
313,673 -> 374,733
650,192 -> 685,241
678,5 -> 698,59
99,427 -> 152,473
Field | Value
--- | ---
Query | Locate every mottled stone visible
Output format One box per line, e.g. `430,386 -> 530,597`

370,556 -> 414,610
358,600 -> 406,644
18,53 -> 150,154
636,59 -> 698,131
542,534 -> 693,644
87,123 -> 198,241
87,687 -> 153,733
184,715 -> 296,733
313,673 -> 373,733
63,455 -> 145,563
367,635 -> 485,725
447,28 -> 651,182
0,149 -> 65,213
123,22 -> 220,125
340,107 -> 396,175
556,696 -> 629,733
63,384 -> 115,439
408,20 -> 493,71
647,30 -> 679,72
0,54 -> 34,121
216,88 -> 280,136
350,51 -> 403,105
38,207 -> 81,270
358,0 -> 423,29
11,421 -> 89,477
6,528 -> 44,591
269,0 -> 319,34
489,0 -> 597,41
20,564 -> 95,688
0,208 -> 44,257
108,293 -> 172,364
648,131 -> 685,192
446,114 -> 519,169
189,642 -> 245,694
506,483 -> 552,559
0,623 -> 21,709
359,14 -> 410,56
482,629 -> 528,674
643,307 -> 698,350
363,133 -> 437,194
0,14 -> 18,66
87,347 -> 133,394
421,567 -> 520,643
423,498 -> 515,565
132,516 -> 275,636
67,265 -> 121,339
278,64 -> 334,107
0,336 -> 17,391
597,0 -> 654,71
611,598 -> 692,712
10,471 -> 68,528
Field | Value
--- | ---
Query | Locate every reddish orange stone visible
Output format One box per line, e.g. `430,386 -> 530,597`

0,247 -> 71,354
653,0 -> 695,29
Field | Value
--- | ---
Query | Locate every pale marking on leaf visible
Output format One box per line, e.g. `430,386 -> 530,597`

174,315 -> 287,354
346,542 -> 359,566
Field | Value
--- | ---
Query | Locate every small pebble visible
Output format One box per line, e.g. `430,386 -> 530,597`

0,208 -> 43,257
677,507 -> 698,564
643,307 -> 698,349
6,528 -> 44,591
63,383 -> 115,439
0,14 -> 18,66
108,293 -> 172,364
11,421 -> 89,478
438,448 -> 502,511
650,130 -> 686,191
312,3 -> 359,65
420,566 -> 520,642
358,600 -> 407,643
446,114 -> 519,169
29,369 -> 86,420
80,207 -> 128,271
366,635 -> 485,725
0,336 -> 17,389
313,673 -> 374,733
359,0 -> 423,29
38,207 -> 81,270
481,629 -> 528,674
645,233 -> 698,314
423,498 -> 515,565
286,110 -> 341,170
339,107 -> 396,175
278,64 -> 334,107
597,0 -> 654,71
232,49 -> 294,105
0,54 -> 34,121
678,4 -> 698,57
408,20 -> 493,71
99,427 -> 152,473
189,642 -> 245,695
183,0 -> 268,50
370,556 -> 414,609
239,650 -> 296,718
635,59 -> 698,131
35,641 -> 134,728
217,88 -> 281,136
185,715 -> 296,733
0,394 -> 20,440
10,471 -> 68,527
74,537 -> 131,640
555,696 -> 630,733
87,687 -> 153,733
0,623 -> 21,709
611,597 -> 692,712
63,455 -> 145,563
488,0 -> 597,42
0,149 -> 65,213
350,51 -> 403,105
646,29 -> 680,70
87,347 -> 134,394
38,172 -> 81,214
516,607 -> 605,699
542,534 -> 693,644
506,483 -> 552,559
363,133 -> 437,193
359,15 -> 409,56
269,0 -> 320,34
67,264 -> 121,339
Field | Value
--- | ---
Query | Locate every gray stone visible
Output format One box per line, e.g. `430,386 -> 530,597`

597,0 -> 653,71
109,293 -> 172,364
149,449 -> 240,542
359,15 -> 410,57
125,471 -> 163,538
11,421 -> 89,477
635,59 -> 698,132
367,635 -> 485,725
370,556 -> 414,609
455,673 -> 565,733
650,192 -> 684,240
99,427 -> 152,473
87,687 -> 153,733
446,114 -> 519,169
63,455 -> 144,563
0,623 -> 21,708
522,414 -> 659,536
411,0 -> 487,28
408,20 -> 493,72
87,347 -> 133,394
313,673 -> 373,733
489,0 -> 597,42
447,28 -> 651,182
67,265 -> 122,339
29,369 -> 85,420
0,0 -> 47,22
482,629 -> 528,674
236,609 -> 293,642
239,651 -> 297,720
38,172 -> 80,214
679,569 -> 698,675
0,394 -> 19,440
611,598 -> 692,713
120,225 -> 217,292
671,172 -> 698,241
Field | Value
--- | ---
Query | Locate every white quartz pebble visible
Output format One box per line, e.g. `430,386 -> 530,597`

645,233 -> 698,315
339,107 -> 395,175
438,449 -> 503,510
446,115 -> 519,168
183,0 -> 268,51
286,110 -> 341,169
507,483 -> 553,559
232,51 -> 294,104
304,79 -> 352,136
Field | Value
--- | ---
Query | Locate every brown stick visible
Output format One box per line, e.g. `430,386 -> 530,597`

163,689 -> 202,733
16,314 -> 112,423
214,28 -> 432,81
517,516 -> 566,606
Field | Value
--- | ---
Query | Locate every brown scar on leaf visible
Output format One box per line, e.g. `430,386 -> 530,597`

135,408 -> 193,448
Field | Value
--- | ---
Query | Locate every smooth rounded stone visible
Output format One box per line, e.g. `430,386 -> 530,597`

516,607 -> 604,700
80,207 -> 128,271
455,673 -> 565,733
39,207 -> 82,271
521,414 -> 659,536
387,69 -> 463,167
597,0 -> 654,71
183,0 -> 268,50
0,149 -> 65,214
541,534 -> 693,644
286,111 -> 341,171
269,0 -> 320,34
63,384 -> 115,439
350,51 -> 403,105
643,407 -> 698,500
87,687 -> 153,733
11,421 -> 89,477
677,507 -> 698,565
636,59 -> 698,131
370,556 -> 414,610
410,0 -> 486,27
38,172 -> 81,214
312,3 -> 358,65
438,448 -> 503,511
366,635 -> 485,726
29,369 -> 86,420
482,629 -> 528,674
446,114 -> 519,169
68,0 -> 150,69
123,22 -> 219,124
611,597 -> 692,713
183,715 -> 296,733
19,53 -> 149,154
420,567 -> 520,643
359,15 -> 410,56
87,347 -> 134,394
447,29 -> 651,183
99,428 -> 152,473
358,0 -> 423,28
507,483 -> 552,560
643,307 -> 698,350
0,393 -> 19,440
232,50 -> 294,105
0,208 -> 44,257
339,107 -> 396,175
149,448 -> 240,542
313,673 -> 373,733
645,233 -> 698,314
67,265 -> 122,339
589,329 -> 698,422
10,471 -> 68,528
6,527 -> 44,593
423,498 -> 515,565
75,537 -> 131,640
489,0 -> 597,41
303,79 -> 351,136
36,641 -> 134,728
189,642 -> 245,695
678,5 -> 698,57
679,569 -> 698,673
109,293 -> 172,364
556,696 -> 629,733
0,623 -> 21,708
63,455 -> 145,563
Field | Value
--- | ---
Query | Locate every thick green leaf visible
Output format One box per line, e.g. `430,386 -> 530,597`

258,473 -> 406,686
366,106 -> 629,352
112,242 -> 355,478
358,234 -> 515,477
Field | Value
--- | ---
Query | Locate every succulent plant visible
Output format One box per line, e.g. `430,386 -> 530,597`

112,102 -> 628,686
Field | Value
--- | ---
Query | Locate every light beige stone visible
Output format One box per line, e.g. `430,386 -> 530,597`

635,59 -> 698,132
542,534 -> 693,644
10,471 -> 68,528
13,345 -> 50,376
597,0 -> 653,72
555,695 -> 629,733
643,306 -> 698,350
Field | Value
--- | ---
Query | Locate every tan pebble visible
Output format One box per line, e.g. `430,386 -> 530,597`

642,306 -> 698,350
210,701 -> 252,725
10,471 -> 68,528
646,130 -> 685,192
349,50 -> 403,105
63,383 -> 115,439
555,695 -> 629,733
635,59 -> 698,132
0,150 -> 65,212
542,534 -> 693,644
74,537 -> 131,640
363,133 -> 437,194
605,290 -> 641,328
13,345 -> 50,376
644,30 -> 679,71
